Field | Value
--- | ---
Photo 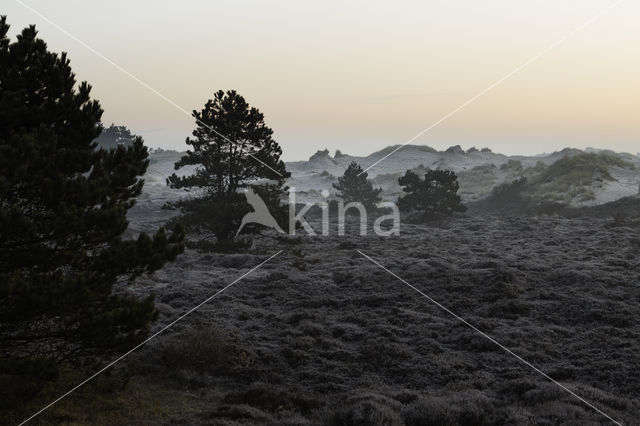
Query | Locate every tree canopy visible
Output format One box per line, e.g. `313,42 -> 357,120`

0,17 -> 184,398
333,162 -> 382,209
94,123 -> 136,150
168,90 -> 289,197
398,169 -> 466,219
167,90 -> 289,243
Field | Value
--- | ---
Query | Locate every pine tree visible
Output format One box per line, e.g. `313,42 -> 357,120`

167,90 -> 290,242
333,162 -> 382,209
0,17 -> 184,399
94,123 -> 136,150
398,169 -> 466,219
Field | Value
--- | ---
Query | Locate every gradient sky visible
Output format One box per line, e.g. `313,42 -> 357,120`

4,0 -> 639,160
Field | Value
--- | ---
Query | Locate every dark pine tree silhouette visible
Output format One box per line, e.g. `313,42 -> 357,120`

0,17 -> 184,400
167,90 -> 290,242
333,162 -> 382,209
93,123 -> 136,150
398,169 -> 467,219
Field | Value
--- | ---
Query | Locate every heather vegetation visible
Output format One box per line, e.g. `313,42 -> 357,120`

8,213 -> 639,424
476,152 -> 637,213
528,152 -> 633,202
457,163 -> 499,200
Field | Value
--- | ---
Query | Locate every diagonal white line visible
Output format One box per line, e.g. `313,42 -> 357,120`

356,249 -> 622,426
360,0 -> 627,175
14,0 -> 283,177
19,250 -> 282,425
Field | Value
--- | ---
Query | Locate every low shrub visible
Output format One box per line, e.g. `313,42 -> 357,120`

185,237 -> 251,253
223,385 -> 321,414
402,392 -> 498,426
161,326 -> 231,374
324,394 -> 403,426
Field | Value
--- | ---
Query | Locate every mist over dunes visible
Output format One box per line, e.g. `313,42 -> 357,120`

140,143 -> 640,208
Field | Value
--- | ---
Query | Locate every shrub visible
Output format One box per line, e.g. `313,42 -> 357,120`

184,237 -> 252,253
402,392 -> 496,426
457,164 -> 498,199
325,394 -> 403,426
224,385 -> 321,414
489,177 -> 527,204
173,184 -> 289,249
500,159 -> 523,172
161,326 -> 231,374
397,169 -> 466,220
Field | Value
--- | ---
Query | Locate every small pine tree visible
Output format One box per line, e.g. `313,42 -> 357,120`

167,90 -> 290,243
333,162 -> 383,209
398,169 -> 466,219
0,17 -> 184,402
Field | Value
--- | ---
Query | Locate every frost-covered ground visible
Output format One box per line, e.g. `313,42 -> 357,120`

80,146 -> 640,424
104,210 -> 640,425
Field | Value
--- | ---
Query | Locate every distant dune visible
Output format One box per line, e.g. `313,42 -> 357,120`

140,145 -> 640,209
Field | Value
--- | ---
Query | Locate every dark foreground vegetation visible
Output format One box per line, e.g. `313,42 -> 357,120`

0,17 -> 183,419
6,212 -> 638,424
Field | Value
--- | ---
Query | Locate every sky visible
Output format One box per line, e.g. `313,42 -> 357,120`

3,0 -> 639,161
